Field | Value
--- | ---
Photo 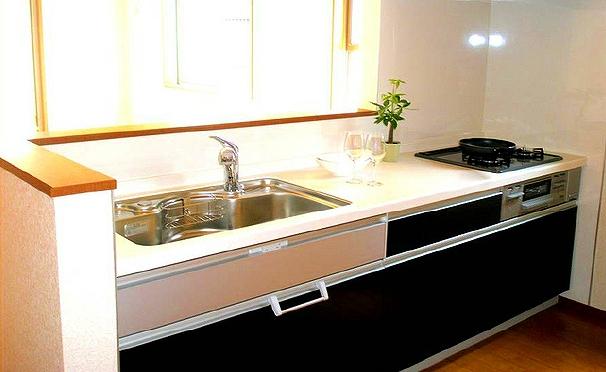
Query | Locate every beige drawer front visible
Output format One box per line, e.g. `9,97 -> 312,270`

117,216 -> 386,337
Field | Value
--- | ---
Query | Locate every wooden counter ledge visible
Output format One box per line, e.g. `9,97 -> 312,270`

29,110 -> 376,145
0,141 -> 116,197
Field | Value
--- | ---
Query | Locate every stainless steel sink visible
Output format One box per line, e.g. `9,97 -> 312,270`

114,178 -> 350,245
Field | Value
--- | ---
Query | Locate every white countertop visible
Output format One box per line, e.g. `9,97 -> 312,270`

115,152 -> 586,277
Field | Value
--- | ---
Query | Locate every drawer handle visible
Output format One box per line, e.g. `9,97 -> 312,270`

506,191 -> 525,200
269,281 -> 329,317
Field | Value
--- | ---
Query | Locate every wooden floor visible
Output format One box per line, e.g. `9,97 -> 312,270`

426,299 -> 606,371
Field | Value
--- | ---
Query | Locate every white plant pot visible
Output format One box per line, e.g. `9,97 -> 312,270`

383,142 -> 401,162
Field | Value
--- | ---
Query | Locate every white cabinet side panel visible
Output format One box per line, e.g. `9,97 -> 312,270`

54,191 -> 118,372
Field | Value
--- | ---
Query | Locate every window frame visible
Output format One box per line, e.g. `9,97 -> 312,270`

30,0 -> 48,132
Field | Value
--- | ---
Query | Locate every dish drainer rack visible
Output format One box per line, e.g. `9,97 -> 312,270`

162,195 -> 225,230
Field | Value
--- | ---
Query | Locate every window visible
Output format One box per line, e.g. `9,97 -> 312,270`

36,0 -> 379,131
159,0 -> 339,120
170,1 -> 252,92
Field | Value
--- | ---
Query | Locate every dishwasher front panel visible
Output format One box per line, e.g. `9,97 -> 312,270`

117,217 -> 386,337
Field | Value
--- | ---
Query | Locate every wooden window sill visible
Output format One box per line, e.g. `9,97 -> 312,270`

29,109 -> 376,146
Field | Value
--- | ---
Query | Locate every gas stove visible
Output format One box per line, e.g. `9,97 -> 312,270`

415,145 -> 563,173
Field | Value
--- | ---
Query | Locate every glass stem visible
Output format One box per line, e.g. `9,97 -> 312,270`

370,158 -> 377,183
352,159 -> 359,182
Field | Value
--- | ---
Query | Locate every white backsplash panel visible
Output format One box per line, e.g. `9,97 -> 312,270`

46,116 -> 481,198
482,0 -> 606,305
378,0 -> 491,146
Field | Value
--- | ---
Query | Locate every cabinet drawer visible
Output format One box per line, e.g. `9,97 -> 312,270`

387,193 -> 502,256
117,216 -> 386,337
120,267 -> 389,372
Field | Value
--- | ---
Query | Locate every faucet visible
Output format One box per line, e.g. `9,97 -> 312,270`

209,136 -> 242,193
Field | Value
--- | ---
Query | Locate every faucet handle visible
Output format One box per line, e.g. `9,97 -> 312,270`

217,147 -> 237,165
210,136 -> 239,153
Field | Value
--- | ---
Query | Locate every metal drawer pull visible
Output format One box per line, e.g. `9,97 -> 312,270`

269,281 -> 329,316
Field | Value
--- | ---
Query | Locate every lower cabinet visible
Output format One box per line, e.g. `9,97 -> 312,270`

380,206 -> 577,369
120,207 -> 577,371
120,271 -> 390,371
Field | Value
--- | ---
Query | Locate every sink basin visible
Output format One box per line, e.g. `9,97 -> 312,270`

114,178 -> 350,245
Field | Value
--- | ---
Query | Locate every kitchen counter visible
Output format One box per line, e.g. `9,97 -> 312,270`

115,152 -> 586,277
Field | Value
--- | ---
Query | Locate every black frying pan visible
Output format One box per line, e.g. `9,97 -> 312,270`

459,138 -> 517,158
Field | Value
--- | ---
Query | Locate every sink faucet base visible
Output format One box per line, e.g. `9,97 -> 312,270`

210,136 -> 242,193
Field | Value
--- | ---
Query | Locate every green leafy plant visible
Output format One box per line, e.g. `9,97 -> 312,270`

370,78 -> 412,144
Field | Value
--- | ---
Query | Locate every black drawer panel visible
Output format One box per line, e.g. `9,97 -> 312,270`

386,194 -> 502,256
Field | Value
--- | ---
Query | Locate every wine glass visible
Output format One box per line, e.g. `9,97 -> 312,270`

365,132 -> 386,186
343,131 -> 365,184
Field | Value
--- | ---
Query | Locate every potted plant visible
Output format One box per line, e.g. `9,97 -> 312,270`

370,78 -> 412,162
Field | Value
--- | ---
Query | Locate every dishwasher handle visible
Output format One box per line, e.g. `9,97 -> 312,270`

269,281 -> 329,316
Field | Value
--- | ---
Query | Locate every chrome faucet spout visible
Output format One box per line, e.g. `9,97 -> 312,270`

210,136 -> 242,192
209,136 -> 239,153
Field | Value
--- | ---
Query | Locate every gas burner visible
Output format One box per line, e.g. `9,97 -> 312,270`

514,147 -> 544,160
463,153 -> 511,167
415,140 -> 563,173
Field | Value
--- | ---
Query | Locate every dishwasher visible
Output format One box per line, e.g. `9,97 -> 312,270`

117,214 -> 386,347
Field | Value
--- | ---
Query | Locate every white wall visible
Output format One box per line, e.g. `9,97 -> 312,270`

0,0 -> 36,141
482,0 -> 606,304
377,0 -> 491,148
54,191 -> 118,371
593,165 -> 606,309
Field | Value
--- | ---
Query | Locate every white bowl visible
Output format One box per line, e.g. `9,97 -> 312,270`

316,152 -> 370,177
